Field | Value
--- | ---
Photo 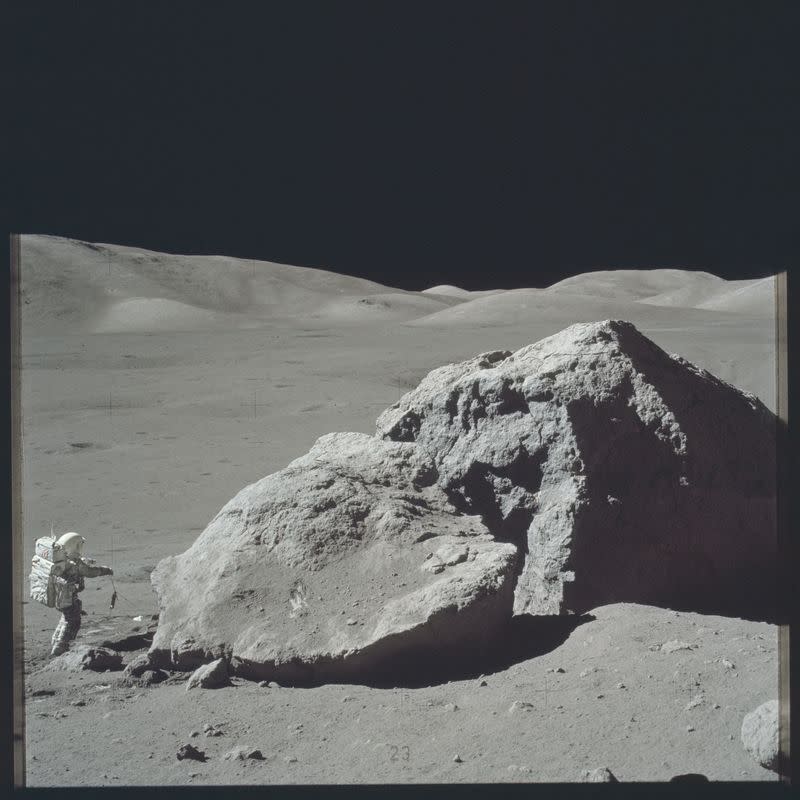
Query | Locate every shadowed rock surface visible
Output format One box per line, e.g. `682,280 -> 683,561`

377,320 -> 777,620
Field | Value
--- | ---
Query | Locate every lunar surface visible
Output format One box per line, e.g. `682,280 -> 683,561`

19,235 -> 781,784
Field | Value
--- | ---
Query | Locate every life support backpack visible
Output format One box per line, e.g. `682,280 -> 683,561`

29,536 -> 74,609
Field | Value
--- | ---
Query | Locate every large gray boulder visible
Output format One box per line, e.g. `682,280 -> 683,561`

150,320 -> 777,682
376,320 -> 777,617
150,432 -> 517,681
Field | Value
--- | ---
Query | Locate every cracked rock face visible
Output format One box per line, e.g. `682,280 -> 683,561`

150,320 -> 776,681
376,320 -> 777,617
150,432 -> 517,680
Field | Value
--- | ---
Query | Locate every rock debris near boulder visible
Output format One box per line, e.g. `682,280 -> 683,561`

741,700 -> 780,772
44,646 -> 123,673
185,658 -> 230,690
149,321 -> 777,683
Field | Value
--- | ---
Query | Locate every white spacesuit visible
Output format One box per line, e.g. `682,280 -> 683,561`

50,532 -> 114,657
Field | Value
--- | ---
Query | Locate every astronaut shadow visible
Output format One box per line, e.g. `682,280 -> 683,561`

356,613 -> 595,690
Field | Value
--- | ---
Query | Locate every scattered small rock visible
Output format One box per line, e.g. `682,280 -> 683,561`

661,641 -> 695,654
685,694 -> 705,711
189,730 -> 200,738
581,767 -> 617,782
176,744 -> 207,762
741,700 -> 779,772
185,658 -> 230,691
616,683 -> 626,690
478,679 -> 488,687
223,747 -> 264,761
579,667 -> 596,678
444,703 -> 459,712
720,658 -> 736,670
258,681 -> 270,688
70,699 -> 86,707
346,618 -> 357,626
712,703 -> 721,710
31,689 -> 56,697
509,701 -> 535,714
686,726 -> 695,732
453,754 -> 463,763
285,756 -> 298,764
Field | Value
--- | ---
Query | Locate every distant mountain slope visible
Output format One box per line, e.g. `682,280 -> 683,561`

411,271 -> 776,326
19,235 -> 435,333
19,237 -> 776,334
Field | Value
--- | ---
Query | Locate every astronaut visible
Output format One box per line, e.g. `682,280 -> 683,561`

50,532 -> 114,657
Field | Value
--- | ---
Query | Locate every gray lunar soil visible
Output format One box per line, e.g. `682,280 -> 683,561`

19,236 -> 782,784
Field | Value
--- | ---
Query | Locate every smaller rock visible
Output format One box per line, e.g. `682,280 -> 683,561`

176,744 -> 206,762
712,703 -> 721,710
616,683 -> 626,690
258,681 -> 270,688
685,694 -> 705,711
223,747 -> 264,761
579,667 -> 596,678
686,726 -> 695,732
285,756 -> 298,763
721,658 -> 736,670
453,754 -> 463,763
70,699 -> 86,707
741,700 -> 779,772
661,641 -> 694,654
203,723 -> 213,732
554,667 -> 566,674
186,658 -> 230,691
46,646 -> 123,673
509,701 -> 535,714
444,703 -> 459,712
478,679 -> 488,687
581,767 -> 617,783
189,730 -> 200,738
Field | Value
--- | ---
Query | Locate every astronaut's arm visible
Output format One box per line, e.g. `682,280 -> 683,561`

76,558 -> 114,578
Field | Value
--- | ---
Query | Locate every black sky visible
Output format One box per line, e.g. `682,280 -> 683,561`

8,1 -> 798,290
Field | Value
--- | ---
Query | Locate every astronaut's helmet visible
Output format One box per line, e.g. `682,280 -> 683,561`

56,532 -> 85,558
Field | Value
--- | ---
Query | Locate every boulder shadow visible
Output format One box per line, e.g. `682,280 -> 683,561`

286,613 -> 594,690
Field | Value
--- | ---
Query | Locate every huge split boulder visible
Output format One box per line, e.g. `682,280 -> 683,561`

149,320 -> 777,682
376,320 -> 777,617
150,432 -> 517,682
